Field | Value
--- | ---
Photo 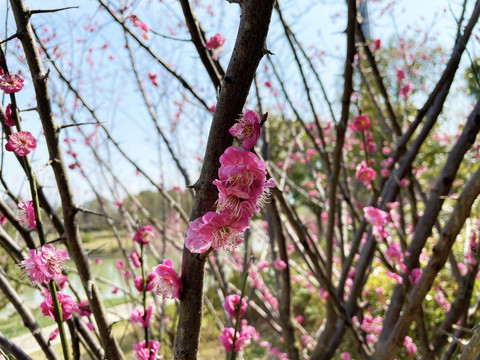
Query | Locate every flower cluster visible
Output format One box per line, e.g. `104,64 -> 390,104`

132,340 -> 162,360
128,15 -> 149,40
131,306 -> 152,329
186,111 -> 274,253
20,244 -> 69,284
1,71 -> 39,158
218,319 -> 259,353
134,273 -> 156,292
126,226 -> 179,357
396,67 -> 413,98
40,291 -> 77,322
129,226 -> 182,299
364,206 -> 390,240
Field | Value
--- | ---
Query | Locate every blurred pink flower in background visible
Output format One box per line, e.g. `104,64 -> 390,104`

40,292 -> 77,322
20,244 -> 69,284
17,201 -> 36,229
224,294 -> 248,318
133,225 -> 155,245
152,259 -> 182,300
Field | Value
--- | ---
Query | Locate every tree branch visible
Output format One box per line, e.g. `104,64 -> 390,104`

173,0 -> 276,358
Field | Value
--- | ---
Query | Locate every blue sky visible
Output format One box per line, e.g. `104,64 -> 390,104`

0,0 -> 476,205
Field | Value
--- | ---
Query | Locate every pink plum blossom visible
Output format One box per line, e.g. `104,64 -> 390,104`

409,268 -> 422,285
213,146 -> 268,201
128,15 -> 149,40
404,336 -> 417,357
258,260 -> 270,270
273,259 -> 287,271
20,244 -> 69,284
5,131 -> 37,156
133,225 -> 155,245
361,131 -> 377,153
131,306 -> 152,328
56,274 -> 69,289
17,201 -> 36,228
49,328 -> 59,341
152,259 -> 182,300
122,270 -> 133,281
467,234 -> 478,266
184,216 -> 212,254
356,161 -> 376,184
364,206 -> 389,228
116,259 -> 125,270
132,340 -> 161,360
434,291 -> 451,312
4,104 -> 19,127
341,352 -> 352,360
129,251 -> 142,268
229,110 -> 261,150
40,291 -> 77,322
385,242 -> 403,264
224,294 -> 248,318
185,211 -> 250,253
0,73 -> 24,93
360,314 -> 383,335
386,271 -> 403,284
218,321 -> 258,353
205,33 -> 226,60
352,114 -> 371,131
400,81 -> 413,98
372,39 -> 382,51
216,192 -> 255,221
134,272 -> 156,292
77,300 -> 92,317
205,33 -> 226,50
148,72 -> 158,87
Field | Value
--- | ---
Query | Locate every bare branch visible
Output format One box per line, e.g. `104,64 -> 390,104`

28,6 -> 79,15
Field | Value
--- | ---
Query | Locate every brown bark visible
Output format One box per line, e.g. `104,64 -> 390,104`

266,198 -> 300,360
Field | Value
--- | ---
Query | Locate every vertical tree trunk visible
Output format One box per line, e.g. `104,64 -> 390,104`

173,1 -> 276,359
